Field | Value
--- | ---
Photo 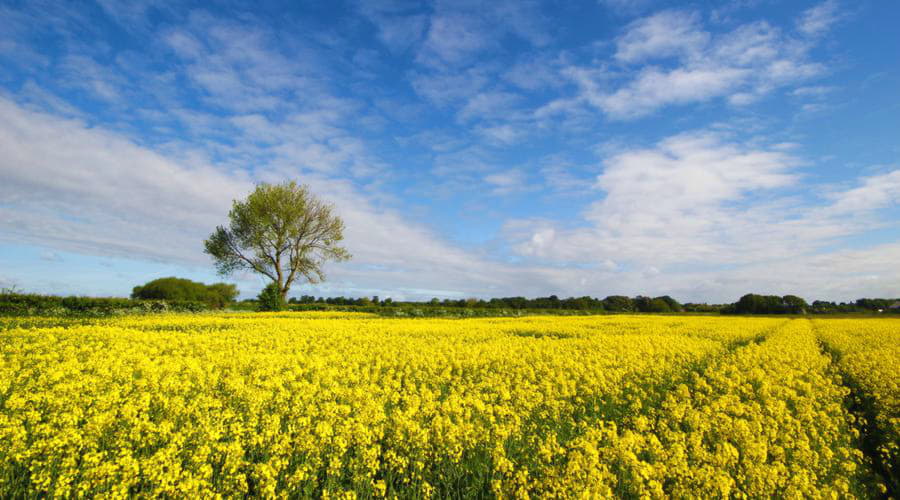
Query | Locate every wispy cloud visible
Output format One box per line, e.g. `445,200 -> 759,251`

797,0 -> 842,37
484,169 -> 531,195
614,10 -> 709,63
541,8 -> 831,119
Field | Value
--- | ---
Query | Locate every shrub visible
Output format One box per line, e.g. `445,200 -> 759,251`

132,277 -> 238,308
257,283 -> 286,312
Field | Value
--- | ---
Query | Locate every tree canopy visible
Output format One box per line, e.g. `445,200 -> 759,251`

204,181 -> 350,299
131,277 -> 238,308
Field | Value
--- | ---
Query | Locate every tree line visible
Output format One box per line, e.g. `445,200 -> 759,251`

282,294 -> 684,312
280,293 -> 899,315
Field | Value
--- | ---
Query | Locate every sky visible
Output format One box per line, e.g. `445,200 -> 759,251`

0,0 -> 898,303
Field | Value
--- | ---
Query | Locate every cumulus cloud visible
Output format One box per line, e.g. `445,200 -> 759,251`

504,131 -> 900,298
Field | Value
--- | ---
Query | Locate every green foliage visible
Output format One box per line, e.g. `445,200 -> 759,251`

729,294 -> 810,314
0,293 -> 205,317
204,181 -> 351,300
257,283 -> 286,312
603,295 -> 634,312
131,277 -> 238,309
205,283 -> 239,308
656,295 -> 682,312
131,277 -> 207,301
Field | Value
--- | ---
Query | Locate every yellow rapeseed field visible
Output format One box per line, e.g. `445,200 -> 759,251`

0,313 -> 896,498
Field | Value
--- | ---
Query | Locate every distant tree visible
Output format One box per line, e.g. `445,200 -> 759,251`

734,294 -> 765,314
683,302 -> 724,313
131,277 -> 238,308
205,283 -> 239,308
132,277 -> 207,301
855,298 -> 893,311
647,298 -> 673,313
603,295 -> 634,312
632,296 -> 652,312
204,181 -> 350,302
781,295 -> 809,314
655,295 -> 682,312
811,300 -> 836,313
733,293 -> 808,314
257,282 -> 286,311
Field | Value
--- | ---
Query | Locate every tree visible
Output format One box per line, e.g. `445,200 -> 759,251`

647,298 -> 673,313
131,277 -> 238,308
734,293 -> 765,314
655,295 -> 682,312
204,181 -> 351,301
205,283 -> 239,309
781,295 -> 808,314
603,295 -> 634,312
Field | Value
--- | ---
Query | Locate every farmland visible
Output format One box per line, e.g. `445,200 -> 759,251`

1,313 -> 897,498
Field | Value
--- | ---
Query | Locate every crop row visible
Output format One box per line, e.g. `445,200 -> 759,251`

814,318 -> 900,494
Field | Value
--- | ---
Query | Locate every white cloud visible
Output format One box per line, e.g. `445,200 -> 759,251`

823,169 -> 900,215
597,66 -> 750,118
504,131 -> 900,299
797,0 -> 842,37
544,10 -> 828,119
614,10 -> 709,63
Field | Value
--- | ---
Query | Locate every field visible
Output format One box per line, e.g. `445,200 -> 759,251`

1,313 -> 897,498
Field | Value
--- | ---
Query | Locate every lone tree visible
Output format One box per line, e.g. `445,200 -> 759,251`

204,181 -> 350,301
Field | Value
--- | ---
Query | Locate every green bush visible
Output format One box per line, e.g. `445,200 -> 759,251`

257,283 -> 286,312
132,277 -> 238,309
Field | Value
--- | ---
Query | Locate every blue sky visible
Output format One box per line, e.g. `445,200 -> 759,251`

1,0 -> 898,302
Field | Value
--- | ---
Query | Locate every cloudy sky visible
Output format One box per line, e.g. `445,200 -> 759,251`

1,0 -> 898,303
